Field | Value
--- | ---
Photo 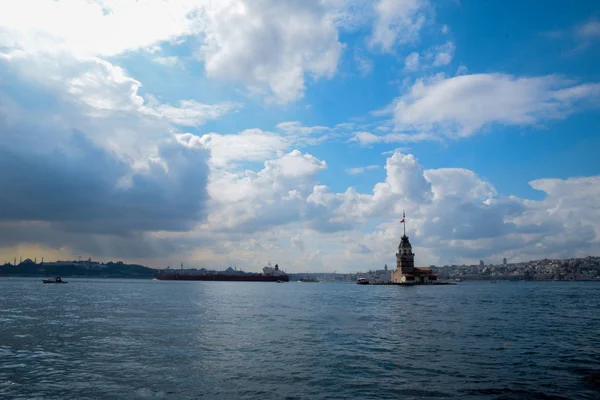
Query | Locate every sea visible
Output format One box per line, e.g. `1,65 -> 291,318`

1,278 -> 599,400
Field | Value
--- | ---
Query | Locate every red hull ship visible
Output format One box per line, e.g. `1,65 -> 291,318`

154,273 -> 289,282
154,263 -> 289,282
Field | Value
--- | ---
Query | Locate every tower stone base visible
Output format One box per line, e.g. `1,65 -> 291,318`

391,269 -> 403,283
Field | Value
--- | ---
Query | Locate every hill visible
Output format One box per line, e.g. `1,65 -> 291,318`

0,260 -> 156,279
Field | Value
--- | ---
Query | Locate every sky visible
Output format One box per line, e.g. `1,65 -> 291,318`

1,0 -> 599,272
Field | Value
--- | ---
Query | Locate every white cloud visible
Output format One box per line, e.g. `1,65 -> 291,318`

255,148 -> 597,266
368,0 -> 428,52
2,52 -> 238,130
380,152 -> 432,203
199,129 -> 291,168
381,147 -> 410,156
441,24 -> 449,34
322,0 -> 374,31
0,53 -> 166,163
354,51 -> 374,76
186,120 -> 349,171
207,150 -> 328,232
347,243 -> 373,254
456,65 -> 468,76
151,100 -> 242,127
276,121 -> 330,136
575,19 -> 600,39
529,176 -> 600,215
325,154 -> 600,267
0,0 -> 200,57
274,121 -> 353,147
543,18 -> 600,55
432,41 -> 455,66
346,165 -> 380,175
206,149 -> 425,237
291,234 -> 305,252
0,0 -> 343,104
70,63 -> 241,126
153,56 -> 182,67
404,52 -> 420,72
198,148 -> 600,268
403,42 -> 454,72
390,73 -> 600,137
424,169 -> 497,201
66,58 -> 146,112
351,131 -> 437,145
196,0 -> 342,103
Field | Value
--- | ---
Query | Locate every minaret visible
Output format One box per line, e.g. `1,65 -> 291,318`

395,211 -> 415,274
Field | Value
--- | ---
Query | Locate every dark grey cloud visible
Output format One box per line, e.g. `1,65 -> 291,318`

0,63 -> 211,260
0,130 -> 209,234
0,220 -> 218,259
305,215 -> 356,234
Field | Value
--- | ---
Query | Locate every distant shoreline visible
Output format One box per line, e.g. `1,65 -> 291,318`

0,275 -> 155,279
2,255 -> 599,281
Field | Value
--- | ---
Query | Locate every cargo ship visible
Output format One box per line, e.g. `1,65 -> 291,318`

154,263 -> 289,282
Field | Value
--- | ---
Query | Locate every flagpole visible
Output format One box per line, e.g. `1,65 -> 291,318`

403,210 -> 406,237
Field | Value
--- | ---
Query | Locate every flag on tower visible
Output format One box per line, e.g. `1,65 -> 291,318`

400,218 -> 405,223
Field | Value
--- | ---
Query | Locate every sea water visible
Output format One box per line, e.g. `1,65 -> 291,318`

1,278 -> 599,399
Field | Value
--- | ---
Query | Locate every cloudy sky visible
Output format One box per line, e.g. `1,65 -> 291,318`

1,0 -> 599,272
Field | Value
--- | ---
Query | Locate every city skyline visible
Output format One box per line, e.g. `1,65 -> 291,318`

1,1 -> 599,272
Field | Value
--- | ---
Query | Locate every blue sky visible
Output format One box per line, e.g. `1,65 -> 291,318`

0,0 -> 599,271
110,0 -> 600,197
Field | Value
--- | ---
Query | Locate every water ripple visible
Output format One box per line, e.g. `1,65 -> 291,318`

1,279 -> 599,399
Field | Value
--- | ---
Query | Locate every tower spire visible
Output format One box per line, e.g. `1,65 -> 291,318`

400,210 -> 406,237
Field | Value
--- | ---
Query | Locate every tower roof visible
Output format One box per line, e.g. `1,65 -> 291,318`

399,234 -> 412,248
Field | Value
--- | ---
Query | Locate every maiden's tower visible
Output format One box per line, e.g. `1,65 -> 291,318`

391,212 -> 438,284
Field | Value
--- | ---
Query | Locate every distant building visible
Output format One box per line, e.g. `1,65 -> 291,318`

503,258 -> 507,265
480,260 -> 485,267
391,213 -> 437,284
224,266 -> 245,275
357,267 -> 391,283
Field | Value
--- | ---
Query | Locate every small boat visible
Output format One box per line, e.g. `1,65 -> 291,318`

43,277 -> 67,284
356,278 -> 369,285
